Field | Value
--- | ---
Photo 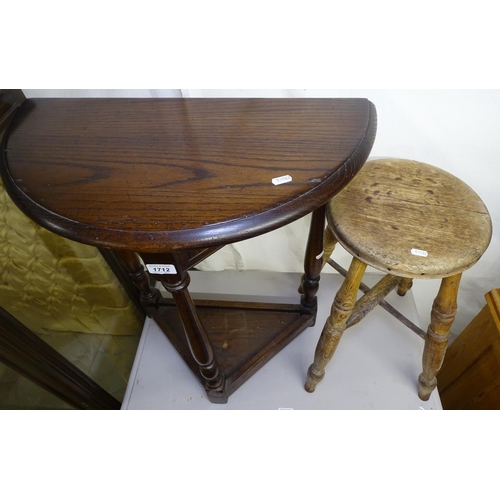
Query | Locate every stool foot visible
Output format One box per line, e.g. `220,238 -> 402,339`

305,324 -> 344,393
305,365 -> 324,392
418,274 -> 462,401
417,374 -> 436,401
305,257 -> 367,393
397,278 -> 413,297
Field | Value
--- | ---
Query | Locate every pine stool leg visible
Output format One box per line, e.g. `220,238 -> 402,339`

321,225 -> 337,269
397,278 -> 413,297
418,273 -> 462,400
305,257 -> 367,393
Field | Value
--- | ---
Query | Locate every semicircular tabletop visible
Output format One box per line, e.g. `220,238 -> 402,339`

1,98 -> 376,252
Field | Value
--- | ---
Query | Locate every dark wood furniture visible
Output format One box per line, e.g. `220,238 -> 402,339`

1,91 -> 377,403
1,90 -> 142,409
305,158 -> 492,401
0,305 -> 121,409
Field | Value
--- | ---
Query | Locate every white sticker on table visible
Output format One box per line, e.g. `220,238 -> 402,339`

146,264 -> 177,274
272,175 -> 292,185
411,248 -> 428,257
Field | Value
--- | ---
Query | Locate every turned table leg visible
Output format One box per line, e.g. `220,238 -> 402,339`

305,257 -> 367,392
160,271 -> 226,403
119,249 -> 227,403
418,273 -> 462,401
300,205 -> 326,322
115,250 -> 161,308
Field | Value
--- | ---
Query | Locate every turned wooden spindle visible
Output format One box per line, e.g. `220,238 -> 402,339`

160,272 -> 226,401
115,250 -> 156,302
345,274 -> 401,329
305,257 -> 367,392
418,274 -> 461,400
300,205 -> 326,319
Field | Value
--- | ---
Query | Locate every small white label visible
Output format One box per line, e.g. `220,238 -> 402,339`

272,175 -> 292,186
316,250 -> 324,260
146,264 -> 177,274
411,248 -> 428,257
278,407 -> 294,410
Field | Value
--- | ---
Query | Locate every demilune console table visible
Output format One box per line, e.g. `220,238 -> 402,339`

0,91 -> 376,404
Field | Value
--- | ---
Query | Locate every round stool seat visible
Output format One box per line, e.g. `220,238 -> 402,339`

327,158 -> 492,279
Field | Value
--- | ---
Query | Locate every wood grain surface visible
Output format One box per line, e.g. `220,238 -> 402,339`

1,98 -> 376,252
438,289 -> 500,409
327,158 -> 492,278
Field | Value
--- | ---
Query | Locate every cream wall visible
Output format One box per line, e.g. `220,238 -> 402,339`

23,89 -> 500,337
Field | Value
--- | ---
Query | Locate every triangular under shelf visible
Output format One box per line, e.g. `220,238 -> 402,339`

149,299 -> 314,402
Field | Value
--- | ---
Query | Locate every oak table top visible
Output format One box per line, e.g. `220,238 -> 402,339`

1,97 -> 376,252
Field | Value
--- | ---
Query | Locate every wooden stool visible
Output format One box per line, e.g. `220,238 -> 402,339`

305,158 -> 492,400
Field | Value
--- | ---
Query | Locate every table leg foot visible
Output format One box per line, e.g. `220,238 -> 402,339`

206,387 -> 229,404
